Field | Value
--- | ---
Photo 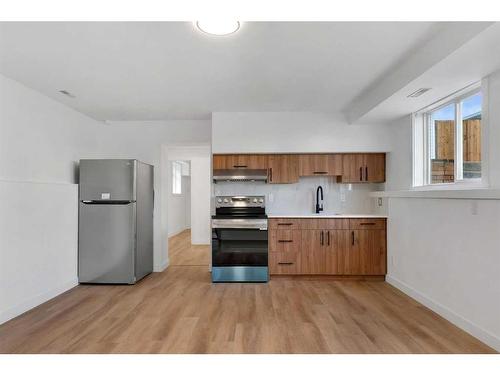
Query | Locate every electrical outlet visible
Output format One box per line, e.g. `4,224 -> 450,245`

378,197 -> 383,207
268,193 -> 274,203
340,192 -> 346,202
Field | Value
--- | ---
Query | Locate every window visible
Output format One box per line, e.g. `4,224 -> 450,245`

413,85 -> 482,187
172,161 -> 182,194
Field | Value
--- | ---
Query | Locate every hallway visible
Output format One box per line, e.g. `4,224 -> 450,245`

168,229 -> 210,266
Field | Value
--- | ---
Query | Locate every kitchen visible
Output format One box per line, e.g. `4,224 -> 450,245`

1,12 -> 500,373
211,152 -> 387,281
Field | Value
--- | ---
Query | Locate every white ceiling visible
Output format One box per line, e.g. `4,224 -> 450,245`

353,23 -> 500,124
0,22 -> 448,121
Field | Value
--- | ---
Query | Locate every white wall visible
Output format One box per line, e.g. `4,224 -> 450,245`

0,181 -> 79,324
387,198 -> 500,351
212,112 -> 392,153
385,115 -> 413,191
167,163 -> 191,237
190,157 -> 211,245
384,72 -> 500,351
0,74 -> 102,324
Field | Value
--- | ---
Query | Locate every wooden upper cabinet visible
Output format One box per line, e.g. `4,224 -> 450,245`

268,154 -> 299,184
212,153 -> 385,183
341,153 -> 385,183
341,154 -> 365,183
212,154 -> 268,170
298,154 -> 342,176
365,153 -> 385,182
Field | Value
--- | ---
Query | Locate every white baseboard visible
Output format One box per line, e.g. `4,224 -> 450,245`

0,278 -> 78,325
168,227 -> 190,238
387,275 -> 500,352
191,237 -> 210,245
154,258 -> 169,272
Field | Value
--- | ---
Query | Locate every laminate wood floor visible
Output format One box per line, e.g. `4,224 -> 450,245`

0,232 -> 495,354
168,230 -> 210,266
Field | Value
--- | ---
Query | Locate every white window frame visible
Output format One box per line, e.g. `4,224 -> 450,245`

172,161 -> 182,195
412,82 -> 486,189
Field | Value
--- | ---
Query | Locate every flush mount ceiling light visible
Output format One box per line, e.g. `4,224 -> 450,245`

195,21 -> 241,36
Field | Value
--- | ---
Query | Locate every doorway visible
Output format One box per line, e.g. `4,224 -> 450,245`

163,145 -> 211,267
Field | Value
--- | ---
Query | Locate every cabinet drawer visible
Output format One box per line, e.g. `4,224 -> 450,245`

300,218 -> 349,230
269,218 -> 301,230
269,252 -> 300,275
269,230 -> 301,252
349,218 -> 386,230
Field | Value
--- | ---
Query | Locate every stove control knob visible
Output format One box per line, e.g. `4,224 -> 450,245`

217,198 -> 222,203
258,198 -> 264,203
223,198 -> 229,203
253,198 -> 258,203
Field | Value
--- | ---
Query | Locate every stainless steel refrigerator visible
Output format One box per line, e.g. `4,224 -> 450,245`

78,159 -> 154,284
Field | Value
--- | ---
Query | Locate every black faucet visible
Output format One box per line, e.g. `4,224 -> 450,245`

315,186 -> 324,214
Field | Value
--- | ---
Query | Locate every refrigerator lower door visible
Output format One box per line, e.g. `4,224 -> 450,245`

79,202 -> 136,284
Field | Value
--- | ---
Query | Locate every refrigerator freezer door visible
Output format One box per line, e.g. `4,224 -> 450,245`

79,159 -> 136,201
78,202 -> 136,283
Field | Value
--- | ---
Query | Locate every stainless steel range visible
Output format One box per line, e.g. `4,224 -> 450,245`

211,196 -> 268,283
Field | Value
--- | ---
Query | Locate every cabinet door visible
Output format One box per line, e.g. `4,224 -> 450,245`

357,229 -> 387,275
212,154 -> 230,170
268,154 -> 299,184
231,154 -> 268,169
300,230 -> 326,274
342,230 -> 362,274
364,153 -> 385,183
325,230 -> 349,274
341,154 -> 365,183
299,154 -> 342,176
212,154 -> 268,170
341,154 -> 386,183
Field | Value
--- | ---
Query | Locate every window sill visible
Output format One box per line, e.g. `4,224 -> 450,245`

370,188 -> 500,200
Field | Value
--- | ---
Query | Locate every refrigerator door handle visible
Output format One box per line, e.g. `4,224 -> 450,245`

81,200 -> 136,205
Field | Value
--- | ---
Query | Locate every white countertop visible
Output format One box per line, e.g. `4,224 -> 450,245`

268,214 -> 387,219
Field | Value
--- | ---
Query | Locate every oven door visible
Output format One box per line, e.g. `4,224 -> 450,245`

212,227 -> 268,267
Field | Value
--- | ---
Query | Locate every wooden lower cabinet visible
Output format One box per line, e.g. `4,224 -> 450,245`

300,230 -> 326,274
325,230 -> 350,274
354,229 -> 387,275
269,252 -> 301,275
268,218 -> 387,276
269,229 -> 302,275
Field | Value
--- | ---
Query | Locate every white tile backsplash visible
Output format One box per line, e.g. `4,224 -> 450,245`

213,177 -> 384,215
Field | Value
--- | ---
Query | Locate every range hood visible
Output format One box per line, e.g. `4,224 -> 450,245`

213,169 -> 268,183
